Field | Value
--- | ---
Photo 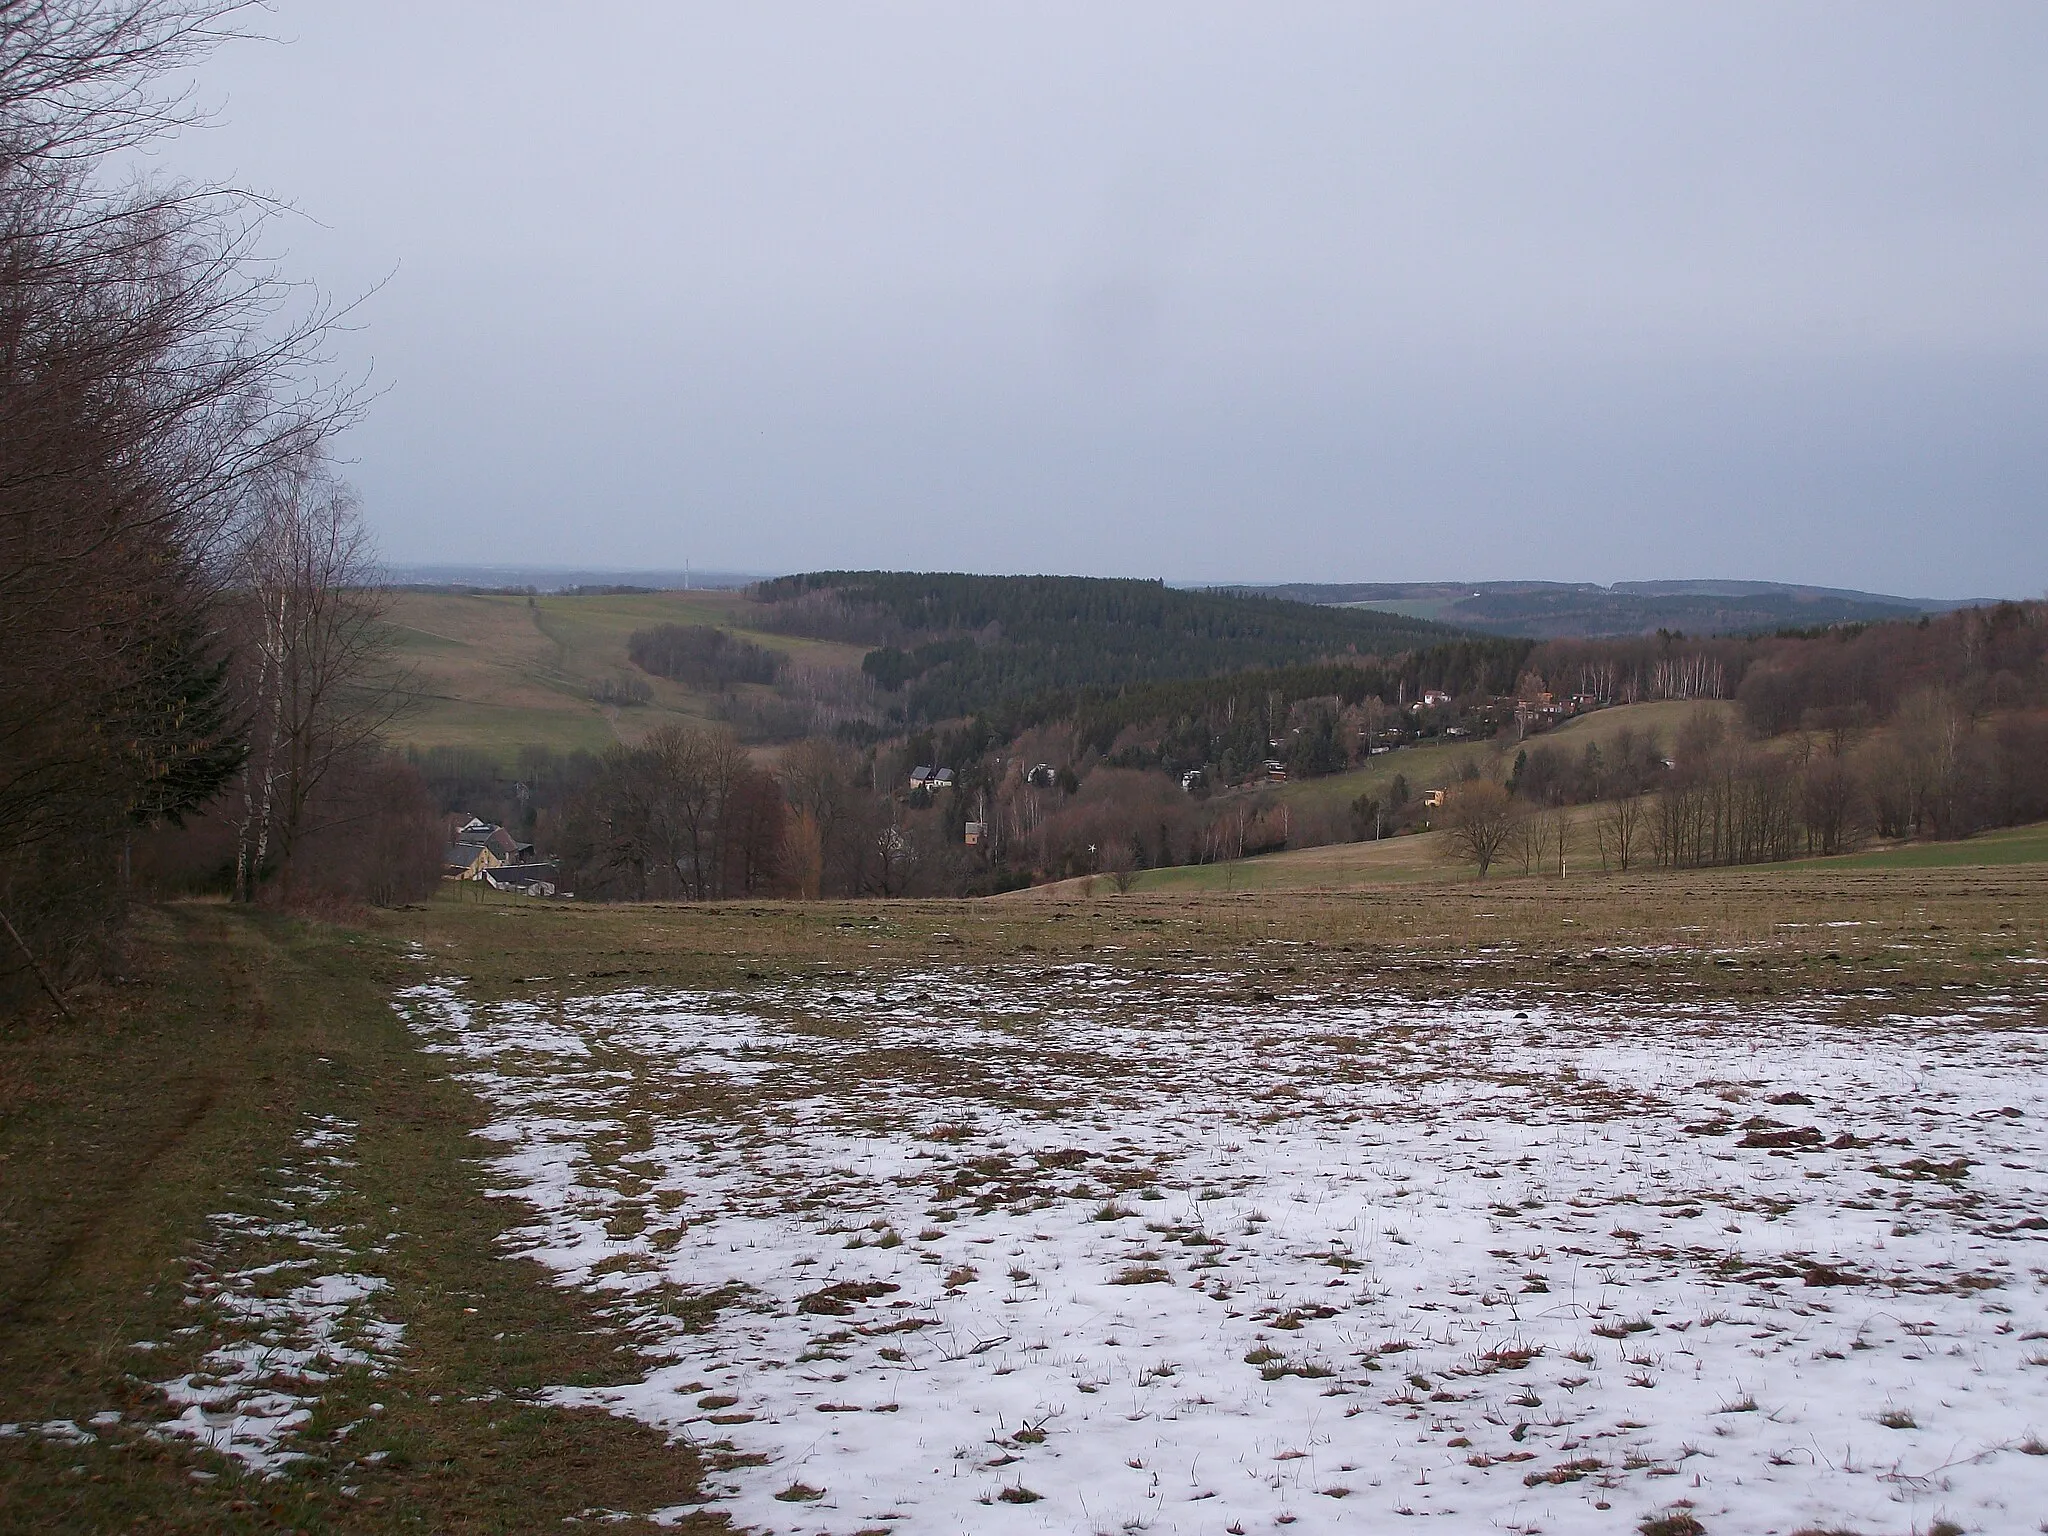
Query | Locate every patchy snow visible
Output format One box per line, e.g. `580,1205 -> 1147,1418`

396,973 -> 2048,1535
0,1417 -> 102,1445
144,1114 -> 403,1474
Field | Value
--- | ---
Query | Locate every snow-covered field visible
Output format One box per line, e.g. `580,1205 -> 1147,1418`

396,966 -> 2048,1535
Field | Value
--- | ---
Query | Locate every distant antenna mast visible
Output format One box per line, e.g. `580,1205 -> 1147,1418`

685,559 -> 692,592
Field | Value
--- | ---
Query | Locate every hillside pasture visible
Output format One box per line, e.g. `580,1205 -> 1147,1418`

1259,699 -> 1736,825
384,588 -> 869,760
1767,818 -> 2048,871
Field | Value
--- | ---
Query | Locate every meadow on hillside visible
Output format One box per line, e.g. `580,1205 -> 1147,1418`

385,589 -> 872,757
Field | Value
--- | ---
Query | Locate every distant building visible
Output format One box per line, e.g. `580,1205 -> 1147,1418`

1180,768 -> 1205,792
1421,788 -> 1447,809
484,862 -> 563,897
443,843 -> 503,880
909,765 -> 934,789
1420,690 -> 1453,708
1024,762 -> 1058,789
1262,759 -> 1288,782
963,821 -> 986,847
452,815 -> 532,861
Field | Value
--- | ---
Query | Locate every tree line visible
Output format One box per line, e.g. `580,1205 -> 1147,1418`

2,3 -> 436,1007
749,571 -> 1462,724
1441,685 -> 2048,879
542,601 -> 2048,899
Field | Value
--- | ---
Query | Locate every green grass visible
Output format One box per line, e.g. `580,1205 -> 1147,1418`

1117,809 -> 2048,896
1250,700 -> 1734,825
1782,820 -> 2048,871
386,587 -> 867,762
0,905 -> 723,1533
1115,832 -> 1454,893
389,694 -> 629,756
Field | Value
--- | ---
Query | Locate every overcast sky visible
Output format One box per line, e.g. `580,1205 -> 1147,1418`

167,3 -> 2048,596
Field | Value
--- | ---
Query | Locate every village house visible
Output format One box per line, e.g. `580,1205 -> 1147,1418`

444,815 -> 536,881
443,842 -> 503,880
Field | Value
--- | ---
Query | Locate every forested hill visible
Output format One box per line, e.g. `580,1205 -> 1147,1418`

1242,580 -> 1969,639
749,572 -> 1463,722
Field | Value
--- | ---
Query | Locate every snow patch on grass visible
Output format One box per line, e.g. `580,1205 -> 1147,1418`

397,972 -> 2048,1534
143,1115 -> 402,1474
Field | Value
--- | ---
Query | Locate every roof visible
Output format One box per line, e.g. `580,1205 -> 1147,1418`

485,861 -> 559,888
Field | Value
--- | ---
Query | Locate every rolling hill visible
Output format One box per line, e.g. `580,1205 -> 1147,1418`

753,571 -> 1465,723
1236,579 -> 1979,638
381,574 -> 1472,761
383,588 -> 871,759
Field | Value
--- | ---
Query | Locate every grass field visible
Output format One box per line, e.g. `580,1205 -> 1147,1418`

6,869 -> 2047,1532
0,906 -> 720,1533
1074,829 -> 1457,893
1033,812 -> 2048,898
1779,819 -> 2048,871
385,588 -> 868,760
1244,699 -> 1735,827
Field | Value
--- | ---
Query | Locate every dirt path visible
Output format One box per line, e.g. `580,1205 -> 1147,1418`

0,905 -> 722,1534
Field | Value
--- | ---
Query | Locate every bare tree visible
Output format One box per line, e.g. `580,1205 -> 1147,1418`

1,2 -> 354,988
646,723 -> 748,898
1798,729 -> 1861,856
1506,804 -> 1544,876
1102,837 -> 1139,894
1595,794 -> 1646,872
780,735 -> 876,897
559,722 -> 751,900
1441,781 -> 1516,878
229,461 -> 399,901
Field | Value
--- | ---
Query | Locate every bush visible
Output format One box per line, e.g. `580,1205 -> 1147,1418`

628,624 -> 785,689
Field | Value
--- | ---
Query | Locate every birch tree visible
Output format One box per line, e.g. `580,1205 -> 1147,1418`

1,1 -> 352,988
230,462 -> 397,901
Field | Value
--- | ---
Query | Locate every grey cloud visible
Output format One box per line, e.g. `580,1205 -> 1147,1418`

165,2 -> 2048,596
